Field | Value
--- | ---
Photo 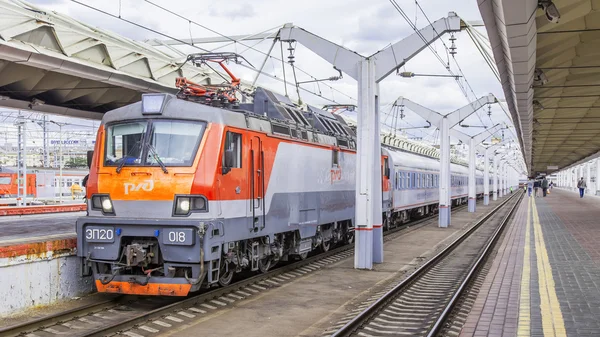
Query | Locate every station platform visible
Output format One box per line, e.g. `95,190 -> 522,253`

460,189 -> 600,337
0,212 -> 80,245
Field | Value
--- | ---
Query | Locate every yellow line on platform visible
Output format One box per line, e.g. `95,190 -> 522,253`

517,198 -> 531,336
532,198 -> 566,337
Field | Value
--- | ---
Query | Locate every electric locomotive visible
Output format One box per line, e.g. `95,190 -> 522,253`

77,53 -> 486,296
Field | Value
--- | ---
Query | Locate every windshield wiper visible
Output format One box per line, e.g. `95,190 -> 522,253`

116,141 -> 142,174
146,143 -> 168,174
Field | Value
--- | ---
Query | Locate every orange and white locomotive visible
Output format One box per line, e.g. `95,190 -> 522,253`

77,53 -> 485,296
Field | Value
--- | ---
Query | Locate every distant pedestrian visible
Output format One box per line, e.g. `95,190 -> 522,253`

549,181 -> 553,190
577,177 -> 587,198
542,177 -> 549,197
527,179 -> 534,197
534,179 -> 541,197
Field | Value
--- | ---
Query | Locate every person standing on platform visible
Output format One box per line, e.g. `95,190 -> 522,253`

534,179 -> 541,197
527,179 -> 534,197
578,177 -> 587,198
542,177 -> 549,197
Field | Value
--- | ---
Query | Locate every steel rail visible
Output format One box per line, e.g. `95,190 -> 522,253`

330,191 -> 522,337
427,192 -> 524,336
0,297 -> 122,337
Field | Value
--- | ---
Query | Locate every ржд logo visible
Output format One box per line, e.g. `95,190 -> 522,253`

124,180 -> 154,195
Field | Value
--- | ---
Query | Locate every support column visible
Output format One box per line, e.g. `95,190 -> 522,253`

499,161 -> 504,198
558,172 -> 561,187
468,138 -> 476,212
372,81 -> 383,264
439,117 -> 451,228
42,115 -> 49,168
354,58 -> 382,269
587,162 -> 591,195
596,159 -> 600,195
493,154 -> 498,201
16,113 -> 27,206
504,162 -> 508,194
483,147 -> 490,205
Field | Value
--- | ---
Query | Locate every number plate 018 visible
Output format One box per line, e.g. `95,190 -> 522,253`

85,226 -> 115,243
163,228 -> 194,246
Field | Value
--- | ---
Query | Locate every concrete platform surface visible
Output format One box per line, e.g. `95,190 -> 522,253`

460,189 -> 600,337
0,212 -> 81,246
145,197 -> 512,337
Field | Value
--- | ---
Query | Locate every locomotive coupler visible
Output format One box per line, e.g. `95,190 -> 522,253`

125,243 -> 148,266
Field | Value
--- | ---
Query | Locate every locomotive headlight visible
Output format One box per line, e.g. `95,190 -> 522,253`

174,195 -> 208,216
102,199 -> 113,212
91,194 -> 115,215
175,197 -> 191,215
179,198 -> 191,212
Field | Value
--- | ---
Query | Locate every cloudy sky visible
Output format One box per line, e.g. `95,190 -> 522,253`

3,0 -> 517,148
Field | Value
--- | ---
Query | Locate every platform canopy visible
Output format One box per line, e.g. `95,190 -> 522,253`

0,0 -> 239,120
478,0 -> 600,175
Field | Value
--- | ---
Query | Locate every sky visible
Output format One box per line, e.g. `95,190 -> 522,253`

1,0 -> 518,149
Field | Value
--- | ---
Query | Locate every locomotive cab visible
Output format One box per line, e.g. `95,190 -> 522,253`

78,93 -> 225,296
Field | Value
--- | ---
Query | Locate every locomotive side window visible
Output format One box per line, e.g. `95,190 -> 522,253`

223,131 -> 242,170
332,149 -> 339,167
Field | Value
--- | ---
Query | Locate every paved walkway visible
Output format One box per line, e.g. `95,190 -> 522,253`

461,189 -> 600,336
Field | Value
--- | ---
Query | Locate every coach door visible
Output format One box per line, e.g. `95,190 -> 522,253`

249,136 -> 265,232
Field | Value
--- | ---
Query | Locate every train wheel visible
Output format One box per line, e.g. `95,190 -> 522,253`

321,239 -> 331,253
346,231 -> 354,244
218,264 -> 234,286
258,257 -> 271,273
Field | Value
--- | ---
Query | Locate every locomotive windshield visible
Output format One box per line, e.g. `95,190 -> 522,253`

104,119 -> 206,167
0,177 -> 11,184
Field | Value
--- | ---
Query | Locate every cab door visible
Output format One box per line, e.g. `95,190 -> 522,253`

248,136 -> 265,232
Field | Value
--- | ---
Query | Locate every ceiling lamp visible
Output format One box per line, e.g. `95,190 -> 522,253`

539,0 -> 560,23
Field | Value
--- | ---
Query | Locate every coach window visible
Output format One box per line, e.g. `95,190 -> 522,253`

223,131 -> 242,173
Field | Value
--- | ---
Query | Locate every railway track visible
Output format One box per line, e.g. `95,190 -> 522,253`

329,191 -> 523,337
0,202 -> 469,337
